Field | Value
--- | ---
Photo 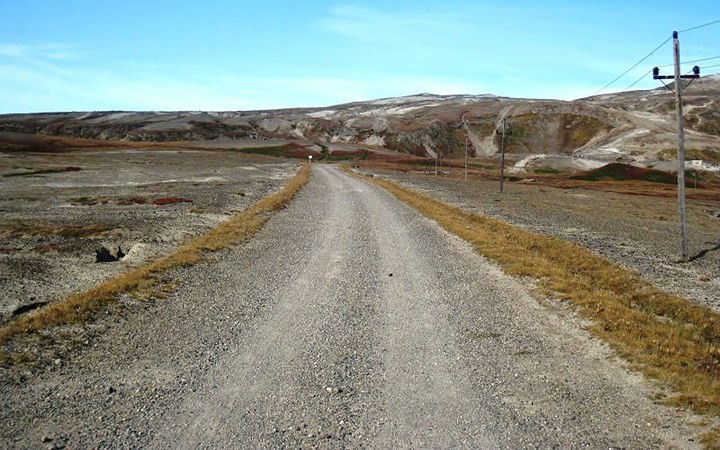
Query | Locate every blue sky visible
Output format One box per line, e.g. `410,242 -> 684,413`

1,1 -> 718,113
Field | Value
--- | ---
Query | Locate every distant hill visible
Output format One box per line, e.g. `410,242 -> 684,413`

2,75 -> 720,174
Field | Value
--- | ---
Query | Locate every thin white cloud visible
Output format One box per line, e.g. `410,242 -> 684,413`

320,5 -> 468,57
43,45 -> 79,61
0,55 -> 494,112
0,42 -> 79,61
0,44 -> 26,58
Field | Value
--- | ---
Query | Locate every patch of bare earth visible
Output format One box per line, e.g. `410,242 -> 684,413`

0,149 -> 298,324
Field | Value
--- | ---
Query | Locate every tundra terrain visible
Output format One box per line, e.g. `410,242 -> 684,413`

0,149 -> 297,322
1,80 -> 719,447
0,165 -> 712,448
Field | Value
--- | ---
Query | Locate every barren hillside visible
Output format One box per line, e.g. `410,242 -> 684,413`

1,75 -> 720,174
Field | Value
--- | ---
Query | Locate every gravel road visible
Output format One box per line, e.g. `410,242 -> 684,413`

0,165 -> 705,448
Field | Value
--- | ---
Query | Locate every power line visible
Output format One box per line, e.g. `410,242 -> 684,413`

593,36 -> 671,95
623,68 -> 653,91
679,19 -> 720,33
621,61 -> 715,93
658,55 -> 720,68
595,18 -> 720,96
684,55 -> 720,64
626,57 -> 720,91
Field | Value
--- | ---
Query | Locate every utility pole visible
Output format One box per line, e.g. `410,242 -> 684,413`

458,114 -> 469,181
499,117 -> 507,193
652,30 -> 700,262
464,137 -> 468,181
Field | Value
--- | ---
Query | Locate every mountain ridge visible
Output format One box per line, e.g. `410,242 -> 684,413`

2,76 -> 719,174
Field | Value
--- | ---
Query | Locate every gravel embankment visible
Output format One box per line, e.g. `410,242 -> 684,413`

0,165 -> 710,448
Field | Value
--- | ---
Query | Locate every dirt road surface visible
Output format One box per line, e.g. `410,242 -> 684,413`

1,165 -> 703,448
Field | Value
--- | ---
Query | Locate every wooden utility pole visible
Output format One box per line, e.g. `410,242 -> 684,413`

458,114 -> 469,181
464,137 -> 468,181
499,117 -> 507,193
673,32 -> 689,262
653,31 -> 700,262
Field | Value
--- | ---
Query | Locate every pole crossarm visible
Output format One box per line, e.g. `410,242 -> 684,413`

653,74 -> 699,79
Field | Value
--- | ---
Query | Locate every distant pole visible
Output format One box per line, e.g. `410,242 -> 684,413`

464,137 -> 468,181
653,31 -> 700,262
435,156 -> 438,176
500,117 -> 507,193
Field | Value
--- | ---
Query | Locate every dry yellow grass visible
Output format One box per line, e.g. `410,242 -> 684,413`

0,164 -> 310,356
702,428 -> 720,449
352,169 -> 720,420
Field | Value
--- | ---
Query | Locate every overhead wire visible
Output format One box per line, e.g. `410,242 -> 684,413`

679,19 -> 720,33
625,57 -> 720,91
657,56 -> 720,68
623,68 -> 654,92
594,19 -> 719,96
593,36 -> 671,95
681,55 -> 720,64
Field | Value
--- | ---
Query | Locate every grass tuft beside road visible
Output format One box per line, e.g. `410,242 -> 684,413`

353,169 -> 720,421
0,164 -> 310,360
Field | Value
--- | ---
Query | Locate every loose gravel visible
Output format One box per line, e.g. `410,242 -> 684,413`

0,164 -> 710,448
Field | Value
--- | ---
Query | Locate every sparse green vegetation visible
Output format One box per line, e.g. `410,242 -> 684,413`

116,196 -> 148,205
559,113 -> 611,148
693,110 -> 720,137
72,196 -> 99,206
318,143 -> 330,160
239,146 -> 291,157
534,167 -> 561,174
470,163 -> 496,170
570,163 -> 677,184
494,112 -> 611,154
1,219 -> 113,238
470,121 -> 496,137
3,166 -> 81,177
496,114 -> 532,153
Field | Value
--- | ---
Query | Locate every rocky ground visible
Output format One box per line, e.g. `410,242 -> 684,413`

0,149 -> 298,323
0,165 -> 711,448
363,168 -> 720,313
